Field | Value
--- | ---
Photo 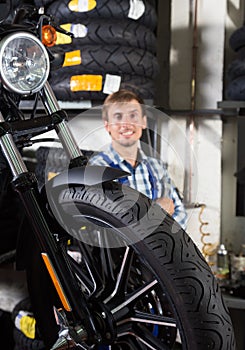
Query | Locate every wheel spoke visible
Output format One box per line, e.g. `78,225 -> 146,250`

68,222 -> 177,348
134,325 -> 170,350
117,310 -> 176,328
111,278 -> 158,315
118,324 -> 170,350
69,229 -> 134,300
104,246 -> 134,303
68,256 -> 95,295
74,239 -> 104,296
98,228 -> 117,283
117,337 -> 143,349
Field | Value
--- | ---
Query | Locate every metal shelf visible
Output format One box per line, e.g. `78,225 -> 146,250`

218,100 -> 245,117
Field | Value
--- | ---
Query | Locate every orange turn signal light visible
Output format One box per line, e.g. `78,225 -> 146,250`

42,25 -> 57,47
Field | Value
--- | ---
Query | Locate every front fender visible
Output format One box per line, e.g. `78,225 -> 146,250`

45,165 -> 129,189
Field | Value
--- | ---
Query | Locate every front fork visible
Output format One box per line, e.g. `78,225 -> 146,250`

0,82 -> 99,346
40,82 -> 83,161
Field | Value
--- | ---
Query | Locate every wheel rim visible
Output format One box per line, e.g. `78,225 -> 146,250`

66,217 -> 181,349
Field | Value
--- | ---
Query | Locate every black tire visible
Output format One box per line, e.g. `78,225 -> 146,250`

35,147 -> 96,186
0,309 -> 15,350
49,69 -> 155,101
237,46 -> 245,59
120,75 -> 155,100
13,329 -> 45,350
0,249 -> 16,265
49,44 -> 159,79
12,297 -> 33,321
34,0 -> 53,7
229,25 -> 245,51
225,74 -> 245,100
227,58 -> 245,81
35,146 -> 94,169
35,181 -> 235,349
47,0 -> 157,30
56,19 -> 157,53
12,298 -> 45,350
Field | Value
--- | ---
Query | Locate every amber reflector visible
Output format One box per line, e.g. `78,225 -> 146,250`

41,252 -> 72,312
42,25 -> 57,47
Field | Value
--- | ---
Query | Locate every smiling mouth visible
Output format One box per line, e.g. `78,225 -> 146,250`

121,130 -> 134,136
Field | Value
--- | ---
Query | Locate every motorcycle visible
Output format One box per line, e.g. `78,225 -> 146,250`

0,1 -> 236,349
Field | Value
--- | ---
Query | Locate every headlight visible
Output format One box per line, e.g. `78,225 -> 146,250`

0,32 -> 50,95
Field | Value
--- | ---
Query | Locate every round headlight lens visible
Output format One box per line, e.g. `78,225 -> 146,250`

0,32 -> 50,95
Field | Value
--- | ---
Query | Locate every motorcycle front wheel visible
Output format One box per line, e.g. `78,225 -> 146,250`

41,180 -> 235,350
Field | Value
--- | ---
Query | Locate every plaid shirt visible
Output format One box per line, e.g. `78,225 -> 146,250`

89,145 -> 187,229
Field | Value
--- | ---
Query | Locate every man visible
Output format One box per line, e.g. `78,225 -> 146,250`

90,89 -> 187,229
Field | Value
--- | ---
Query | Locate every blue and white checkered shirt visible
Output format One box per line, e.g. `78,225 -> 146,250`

89,145 -> 187,229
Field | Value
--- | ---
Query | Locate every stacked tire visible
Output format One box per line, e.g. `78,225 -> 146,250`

11,298 -> 45,350
36,0 -> 159,102
35,146 -> 95,186
226,25 -> 245,100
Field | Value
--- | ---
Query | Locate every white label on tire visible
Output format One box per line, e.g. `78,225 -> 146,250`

78,0 -> 89,12
71,24 -> 88,38
103,74 -> 121,94
128,0 -> 145,20
15,311 -> 29,331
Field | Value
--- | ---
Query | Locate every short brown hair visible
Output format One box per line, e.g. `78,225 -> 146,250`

102,89 -> 146,121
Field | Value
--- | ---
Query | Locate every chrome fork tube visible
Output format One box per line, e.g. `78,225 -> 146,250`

41,80 -> 60,114
0,112 -> 28,177
41,82 -> 83,159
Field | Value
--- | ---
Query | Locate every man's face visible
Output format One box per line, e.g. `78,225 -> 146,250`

104,99 -> 147,147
